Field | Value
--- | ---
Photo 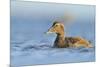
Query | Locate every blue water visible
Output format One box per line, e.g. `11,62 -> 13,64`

11,1 -> 95,67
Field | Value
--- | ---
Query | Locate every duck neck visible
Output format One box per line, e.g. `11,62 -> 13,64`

55,32 -> 65,47
57,33 -> 65,41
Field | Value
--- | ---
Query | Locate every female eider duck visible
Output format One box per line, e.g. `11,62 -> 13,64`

46,21 -> 93,48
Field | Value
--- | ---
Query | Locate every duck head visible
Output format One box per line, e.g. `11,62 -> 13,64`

46,21 -> 65,35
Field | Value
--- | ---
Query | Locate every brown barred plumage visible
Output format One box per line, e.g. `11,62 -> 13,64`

47,21 -> 93,48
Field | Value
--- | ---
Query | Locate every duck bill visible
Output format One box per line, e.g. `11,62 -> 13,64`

45,28 -> 54,34
45,30 -> 52,34
46,31 -> 51,34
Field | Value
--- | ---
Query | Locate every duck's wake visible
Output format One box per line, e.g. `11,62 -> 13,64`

11,39 -> 94,53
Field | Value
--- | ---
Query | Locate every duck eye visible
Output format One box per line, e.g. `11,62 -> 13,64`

55,24 -> 58,27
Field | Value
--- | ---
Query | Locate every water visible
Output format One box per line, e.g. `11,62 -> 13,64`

11,1 -> 95,66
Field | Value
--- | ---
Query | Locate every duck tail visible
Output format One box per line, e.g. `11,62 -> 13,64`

87,44 -> 93,48
87,40 -> 93,48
